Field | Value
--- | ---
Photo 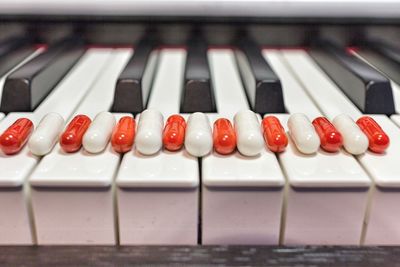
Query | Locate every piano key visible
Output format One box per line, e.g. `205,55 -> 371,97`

181,38 -> 216,113
202,49 -> 284,245
351,49 -> 400,114
279,49 -> 361,120
116,48 -> 199,245
0,37 -> 86,112
360,115 -> 400,245
262,50 -> 320,119
264,49 -> 371,245
112,37 -> 159,113
0,36 -> 36,78
309,41 -> 395,115
0,49 -> 111,245
235,39 -> 285,114
29,49 -> 132,245
0,113 -> 4,121
147,49 -> 186,117
0,48 -> 44,106
279,48 -> 400,245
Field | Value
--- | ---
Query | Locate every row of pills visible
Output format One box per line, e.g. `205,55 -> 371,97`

0,110 -> 390,157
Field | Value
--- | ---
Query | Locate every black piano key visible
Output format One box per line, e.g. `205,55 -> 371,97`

357,40 -> 400,85
112,37 -> 159,114
181,38 -> 216,113
0,37 -> 86,112
309,41 -> 395,115
235,38 -> 285,114
0,36 -> 34,77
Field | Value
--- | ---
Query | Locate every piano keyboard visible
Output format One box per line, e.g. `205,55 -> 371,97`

1,36 -> 400,247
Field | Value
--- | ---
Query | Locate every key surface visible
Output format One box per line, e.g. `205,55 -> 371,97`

112,37 -> 158,113
181,38 -> 216,113
0,49 -> 113,187
309,41 -> 395,115
235,38 -> 285,114
0,37 -> 86,112
0,48 -> 44,105
30,49 -> 133,187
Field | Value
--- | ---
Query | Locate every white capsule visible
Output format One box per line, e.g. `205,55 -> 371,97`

288,113 -> 320,154
332,114 -> 368,155
135,109 -> 163,155
233,110 -> 264,156
184,112 -> 213,157
28,113 -> 64,156
83,112 -> 116,154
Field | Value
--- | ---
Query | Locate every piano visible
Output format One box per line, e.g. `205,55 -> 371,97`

1,2 -> 400,258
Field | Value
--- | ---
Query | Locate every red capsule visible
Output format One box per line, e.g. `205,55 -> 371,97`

213,118 -> 236,155
111,116 -> 136,153
356,116 -> 390,153
0,118 -> 34,155
262,116 -> 288,153
60,115 -> 91,153
163,115 -> 186,151
312,117 -> 343,152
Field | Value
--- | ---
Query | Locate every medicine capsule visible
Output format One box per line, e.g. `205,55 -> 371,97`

83,111 -> 116,154
332,114 -> 368,155
111,116 -> 136,153
0,118 -> 34,155
28,113 -> 64,156
213,118 -> 236,155
163,115 -> 186,151
262,116 -> 288,153
234,110 -> 264,156
60,115 -> 91,153
288,113 -> 320,154
185,112 -> 213,157
312,117 -> 343,152
136,109 -> 163,155
356,116 -> 390,153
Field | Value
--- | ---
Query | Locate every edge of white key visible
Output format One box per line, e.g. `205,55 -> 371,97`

202,114 -> 285,187
357,114 -> 400,188
29,113 -> 129,188
0,113 -> 4,121
275,114 -> 371,188
0,113 -> 38,187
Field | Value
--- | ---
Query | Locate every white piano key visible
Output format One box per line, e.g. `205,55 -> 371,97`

28,112 -> 64,156
279,49 -> 400,245
116,48 -> 199,245
83,111 -> 116,154
202,49 -> 284,245
0,49 -> 112,245
359,115 -> 400,245
262,50 -> 320,118
280,49 -> 362,120
29,49 -> 132,245
0,113 -> 4,121
147,49 -> 186,118
0,48 -> 44,104
275,114 -> 370,245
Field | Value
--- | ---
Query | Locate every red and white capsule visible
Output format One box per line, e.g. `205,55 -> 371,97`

213,118 -> 236,155
111,116 -> 136,153
163,115 -> 186,151
312,117 -> 343,153
60,115 -> 91,153
262,116 -> 288,153
356,116 -> 390,153
0,118 -> 34,155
